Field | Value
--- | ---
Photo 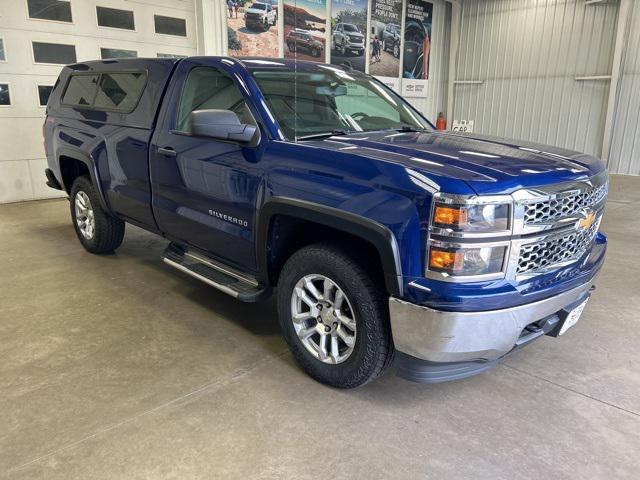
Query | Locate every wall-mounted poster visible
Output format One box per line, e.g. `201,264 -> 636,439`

283,0 -> 327,62
369,0 -> 403,81
402,0 -> 432,97
226,0 -> 280,58
329,0 -> 368,72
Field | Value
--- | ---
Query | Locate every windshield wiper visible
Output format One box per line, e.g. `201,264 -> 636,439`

395,125 -> 428,133
296,129 -> 351,141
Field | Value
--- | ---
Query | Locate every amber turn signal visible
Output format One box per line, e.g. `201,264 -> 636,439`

434,206 -> 467,227
429,248 -> 464,272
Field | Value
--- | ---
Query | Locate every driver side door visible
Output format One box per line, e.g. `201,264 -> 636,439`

150,59 -> 263,272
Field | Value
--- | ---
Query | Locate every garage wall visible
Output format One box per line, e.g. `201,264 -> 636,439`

452,0 -> 618,159
406,0 -> 451,121
0,0 -> 197,204
607,0 -> 640,175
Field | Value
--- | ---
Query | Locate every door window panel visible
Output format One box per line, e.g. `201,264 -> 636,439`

27,0 -> 72,22
176,67 -> 255,132
33,42 -> 77,64
38,85 -> 54,106
100,48 -> 137,59
0,84 -> 10,106
154,15 -> 187,37
96,6 -> 135,30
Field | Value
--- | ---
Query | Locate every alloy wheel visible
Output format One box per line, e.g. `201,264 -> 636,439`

290,274 -> 357,364
74,190 -> 95,240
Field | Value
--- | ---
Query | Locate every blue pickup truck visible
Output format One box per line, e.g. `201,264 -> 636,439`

43,57 -> 608,388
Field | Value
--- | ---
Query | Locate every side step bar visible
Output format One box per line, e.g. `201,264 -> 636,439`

162,243 -> 271,303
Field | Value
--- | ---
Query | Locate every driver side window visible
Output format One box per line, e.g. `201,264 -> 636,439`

176,67 -> 256,132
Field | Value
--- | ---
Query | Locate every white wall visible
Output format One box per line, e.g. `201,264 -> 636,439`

0,0 -> 197,203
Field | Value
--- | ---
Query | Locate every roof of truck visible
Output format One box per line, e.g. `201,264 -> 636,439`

64,56 -> 357,75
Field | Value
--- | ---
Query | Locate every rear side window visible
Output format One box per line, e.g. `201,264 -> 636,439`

94,73 -> 146,112
62,74 -> 99,106
61,72 -> 146,113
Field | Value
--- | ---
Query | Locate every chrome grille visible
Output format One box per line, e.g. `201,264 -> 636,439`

517,217 -> 601,275
523,182 -> 607,225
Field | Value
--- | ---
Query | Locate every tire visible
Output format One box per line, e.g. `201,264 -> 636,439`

311,47 -> 319,57
70,176 -> 125,254
393,42 -> 400,58
277,243 -> 394,388
288,42 -> 296,53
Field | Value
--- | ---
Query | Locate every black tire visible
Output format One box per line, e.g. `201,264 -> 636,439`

288,42 -> 296,52
70,176 -> 125,254
311,47 -> 319,57
277,243 -> 394,388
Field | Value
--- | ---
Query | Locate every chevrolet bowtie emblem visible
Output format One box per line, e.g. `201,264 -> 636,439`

578,210 -> 596,230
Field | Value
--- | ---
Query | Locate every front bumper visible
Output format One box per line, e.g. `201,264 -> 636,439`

389,278 -> 596,383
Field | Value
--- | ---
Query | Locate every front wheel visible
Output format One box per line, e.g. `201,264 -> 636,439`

277,244 -> 394,388
70,176 -> 125,254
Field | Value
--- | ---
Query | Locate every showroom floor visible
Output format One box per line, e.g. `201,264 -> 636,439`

1,175 -> 639,479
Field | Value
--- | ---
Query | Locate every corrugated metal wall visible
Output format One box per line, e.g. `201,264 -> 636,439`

607,0 -> 640,175
453,0 -> 619,159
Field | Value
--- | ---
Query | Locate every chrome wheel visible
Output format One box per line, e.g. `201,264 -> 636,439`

74,191 -> 95,240
290,274 -> 357,364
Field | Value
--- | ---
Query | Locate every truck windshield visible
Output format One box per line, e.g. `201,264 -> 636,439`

343,24 -> 358,32
250,66 -> 431,140
250,3 -> 267,9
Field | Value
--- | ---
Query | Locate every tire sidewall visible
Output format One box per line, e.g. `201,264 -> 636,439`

277,246 -> 390,388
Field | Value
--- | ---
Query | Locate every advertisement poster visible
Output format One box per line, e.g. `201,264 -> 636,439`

283,0 -> 327,62
402,0 -> 432,97
329,0 -> 368,72
226,0 -> 280,58
369,0 -> 403,80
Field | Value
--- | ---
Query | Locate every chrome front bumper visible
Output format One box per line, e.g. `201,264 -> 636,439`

389,279 -> 596,364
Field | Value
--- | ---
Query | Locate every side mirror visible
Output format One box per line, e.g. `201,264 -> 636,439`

188,109 -> 258,143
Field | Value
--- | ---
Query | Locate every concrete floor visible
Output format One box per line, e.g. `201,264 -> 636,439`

1,175 -> 639,479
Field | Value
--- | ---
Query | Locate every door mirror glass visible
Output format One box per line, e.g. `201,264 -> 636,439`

188,109 -> 258,143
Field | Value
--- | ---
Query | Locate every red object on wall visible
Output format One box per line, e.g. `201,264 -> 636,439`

436,112 -> 447,131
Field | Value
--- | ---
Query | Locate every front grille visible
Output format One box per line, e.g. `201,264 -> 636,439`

517,217 -> 600,275
348,35 -> 363,43
524,182 -> 607,225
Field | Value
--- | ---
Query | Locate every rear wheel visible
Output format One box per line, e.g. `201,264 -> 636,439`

393,42 -> 400,58
70,176 -> 125,254
277,244 -> 394,388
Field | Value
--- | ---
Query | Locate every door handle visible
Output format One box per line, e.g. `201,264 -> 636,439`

158,146 -> 176,157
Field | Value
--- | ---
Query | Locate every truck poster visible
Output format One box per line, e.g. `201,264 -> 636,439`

283,0 -> 327,62
329,0 -> 369,72
369,0 -> 403,82
226,0 -> 280,59
401,0 -> 432,97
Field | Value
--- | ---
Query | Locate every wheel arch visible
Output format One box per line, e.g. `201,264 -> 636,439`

57,147 -> 110,211
256,197 -> 403,297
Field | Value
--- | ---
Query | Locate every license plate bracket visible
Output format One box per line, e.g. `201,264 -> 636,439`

552,297 -> 590,336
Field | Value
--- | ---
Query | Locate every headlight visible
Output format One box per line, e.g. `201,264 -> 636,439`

433,203 -> 510,233
428,244 -> 507,277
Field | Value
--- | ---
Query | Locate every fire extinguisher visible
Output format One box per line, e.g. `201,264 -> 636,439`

436,112 -> 447,131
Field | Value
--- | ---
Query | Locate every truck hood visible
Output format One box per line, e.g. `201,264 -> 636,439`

245,8 -> 267,14
318,130 -> 606,195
